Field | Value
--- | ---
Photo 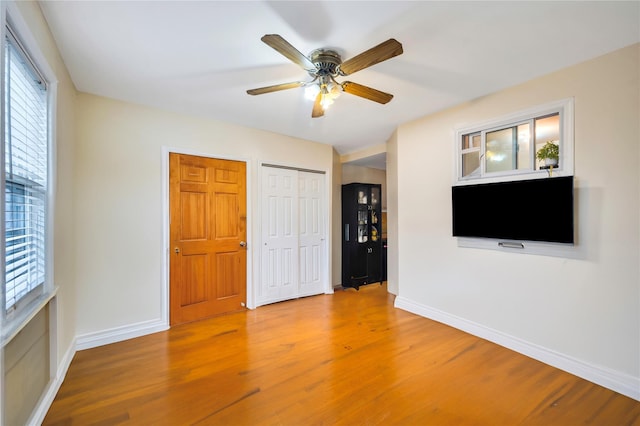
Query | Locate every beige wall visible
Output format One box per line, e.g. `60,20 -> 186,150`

394,44 -> 639,388
74,94 -> 335,335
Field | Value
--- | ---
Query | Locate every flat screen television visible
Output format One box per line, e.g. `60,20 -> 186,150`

452,176 -> 574,244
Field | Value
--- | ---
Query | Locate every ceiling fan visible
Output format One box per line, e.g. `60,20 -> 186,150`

247,34 -> 403,118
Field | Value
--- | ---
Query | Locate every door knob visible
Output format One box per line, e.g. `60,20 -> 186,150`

240,241 -> 247,247
174,247 -> 180,253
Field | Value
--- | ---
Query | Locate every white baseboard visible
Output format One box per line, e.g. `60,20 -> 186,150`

394,296 -> 640,401
76,318 -> 169,351
27,337 -> 77,426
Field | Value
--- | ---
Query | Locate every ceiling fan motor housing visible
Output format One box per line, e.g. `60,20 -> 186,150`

308,49 -> 342,77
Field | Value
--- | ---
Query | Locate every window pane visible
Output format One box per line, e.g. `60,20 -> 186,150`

5,182 -> 45,308
462,152 -> 480,177
4,31 -> 48,313
462,133 -> 482,150
485,127 -> 515,173
462,134 -> 470,150
516,123 -> 531,171
486,124 -> 532,173
535,114 -> 560,169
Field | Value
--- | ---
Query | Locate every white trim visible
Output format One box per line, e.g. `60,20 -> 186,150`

160,148 -> 170,326
160,146 -> 253,320
47,294 -> 58,403
75,318 -> 168,351
27,336 -> 76,426
394,296 -> 640,401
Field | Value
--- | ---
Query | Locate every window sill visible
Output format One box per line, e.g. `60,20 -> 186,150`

1,286 -> 57,347
455,167 -> 570,186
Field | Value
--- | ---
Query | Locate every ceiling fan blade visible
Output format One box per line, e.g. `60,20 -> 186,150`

246,81 -> 305,95
312,91 -> 325,118
339,39 -> 403,76
341,81 -> 394,104
261,34 -> 316,71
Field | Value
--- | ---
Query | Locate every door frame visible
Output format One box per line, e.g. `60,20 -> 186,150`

161,147 -> 252,326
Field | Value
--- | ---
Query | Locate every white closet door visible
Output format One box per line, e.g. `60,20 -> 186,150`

259,166 -> 327,306
260,167 -> 299,304
298,172 -> 325,296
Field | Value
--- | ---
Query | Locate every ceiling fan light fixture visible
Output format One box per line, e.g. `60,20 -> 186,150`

320,94 -> 334,110
318,78 -> 341,111
304,84 -> 320,101
305,76 -> 340,110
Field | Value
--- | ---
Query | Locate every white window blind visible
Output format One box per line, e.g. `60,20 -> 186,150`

3,26 -> 48,314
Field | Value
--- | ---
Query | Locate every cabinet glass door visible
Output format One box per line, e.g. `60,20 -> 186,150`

357,208 -> 368,243
357,189 -> 368,205
370,186 -> 380,207
354,186 -> 368,243
370,186 -> 380,242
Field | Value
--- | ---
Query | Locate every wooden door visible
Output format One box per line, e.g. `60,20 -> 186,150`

169,153 -> 246,325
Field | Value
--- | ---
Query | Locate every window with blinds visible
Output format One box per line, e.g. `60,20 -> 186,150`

3,26 -> 49,314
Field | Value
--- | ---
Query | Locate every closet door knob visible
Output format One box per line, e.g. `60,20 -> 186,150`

240,241 -> 247,247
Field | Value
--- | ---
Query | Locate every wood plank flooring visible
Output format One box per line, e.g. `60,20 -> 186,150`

43,284 -> 640,425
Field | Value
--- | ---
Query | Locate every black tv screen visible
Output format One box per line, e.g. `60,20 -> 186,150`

452,176 -> 574,244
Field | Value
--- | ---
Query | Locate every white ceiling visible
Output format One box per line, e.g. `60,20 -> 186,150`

39,1 -> 639,166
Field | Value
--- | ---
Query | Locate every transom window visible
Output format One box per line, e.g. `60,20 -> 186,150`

455,99 -> 574,183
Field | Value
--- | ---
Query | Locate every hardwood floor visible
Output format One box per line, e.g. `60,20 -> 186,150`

43,284 -> 640,425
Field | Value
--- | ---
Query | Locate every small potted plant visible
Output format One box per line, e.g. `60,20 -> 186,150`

536,140 -> 559,167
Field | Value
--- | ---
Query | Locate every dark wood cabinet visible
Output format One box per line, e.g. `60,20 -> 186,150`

342,183 -> 382,289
